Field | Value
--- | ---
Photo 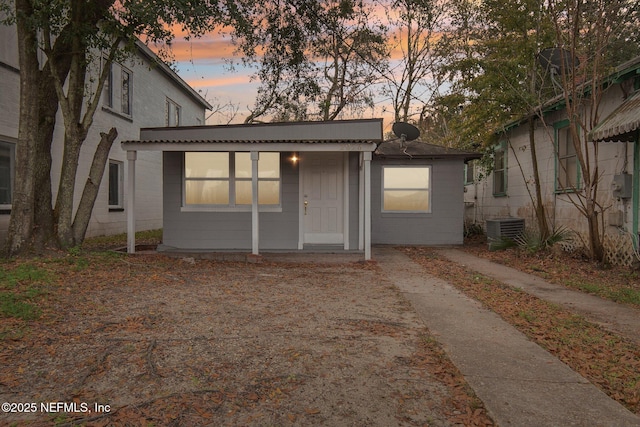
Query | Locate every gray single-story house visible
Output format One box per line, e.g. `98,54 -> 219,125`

121,119 -> 479,260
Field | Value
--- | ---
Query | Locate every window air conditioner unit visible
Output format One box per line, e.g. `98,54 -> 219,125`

486,218 -> 525,242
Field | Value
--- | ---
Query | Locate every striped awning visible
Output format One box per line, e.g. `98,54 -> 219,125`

590,91 -> 640,142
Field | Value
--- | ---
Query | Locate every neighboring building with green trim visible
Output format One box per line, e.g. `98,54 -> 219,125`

464,56 -> 640,266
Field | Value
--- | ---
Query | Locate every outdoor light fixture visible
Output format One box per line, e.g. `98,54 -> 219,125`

290,153 -> 299,164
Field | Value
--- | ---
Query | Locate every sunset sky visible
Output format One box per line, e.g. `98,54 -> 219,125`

165,10 -> 432,132
168,35 -> 259,124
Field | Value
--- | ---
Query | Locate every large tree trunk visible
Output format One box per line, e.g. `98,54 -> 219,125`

528,117 -> 550,240
6,0 -> 40,256
72,128 -> 118,244
586,201 -> 604,261
55,128 -> 84,248
33,44 -> 74,251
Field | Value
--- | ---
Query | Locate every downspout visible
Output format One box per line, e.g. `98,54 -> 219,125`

633,132 -> 640,249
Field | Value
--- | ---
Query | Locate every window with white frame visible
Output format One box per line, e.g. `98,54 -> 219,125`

103,61 -> 133,117
165,98 -> 181,126
108,160 -> 123,209
382,166 -> 430,212
0,141 -> 15,208
184,152 -> 281,208
493,143 -> 507,196
555,122 -> 579,191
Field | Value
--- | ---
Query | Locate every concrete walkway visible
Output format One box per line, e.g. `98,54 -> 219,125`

374,246 -> 640,427
437,248 -> 640,347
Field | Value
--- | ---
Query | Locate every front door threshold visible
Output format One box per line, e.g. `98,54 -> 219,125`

302,244 -> 351,253
304,233 -> 344,245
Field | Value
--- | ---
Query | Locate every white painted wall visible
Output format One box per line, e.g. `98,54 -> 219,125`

464,83 -> 636,245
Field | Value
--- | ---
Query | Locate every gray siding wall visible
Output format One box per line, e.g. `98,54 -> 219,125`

371,157 -> 465,245
162,151 -> 299,250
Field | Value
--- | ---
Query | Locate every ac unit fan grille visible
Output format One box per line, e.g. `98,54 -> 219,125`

486,218 -> 525,241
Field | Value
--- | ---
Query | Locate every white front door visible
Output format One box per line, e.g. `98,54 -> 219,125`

302,152 -> 344,245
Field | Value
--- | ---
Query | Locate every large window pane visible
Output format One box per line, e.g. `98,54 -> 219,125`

384,190 -> 429,211
384,168 -> 428,189
259,153 -> 280,178
235,152 -> 280,178
259,181 -> 280,205
185,180 -> 229,205
383,167 -> 430,212
235,153 -> 252,178
186,153 -> 229,178
235,180 -> 252,205
235,180 -> 280,205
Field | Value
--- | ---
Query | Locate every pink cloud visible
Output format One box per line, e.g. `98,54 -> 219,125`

186,74 -> 254,89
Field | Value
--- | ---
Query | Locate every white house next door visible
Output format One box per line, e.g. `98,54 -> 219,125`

302,152 -> 344,245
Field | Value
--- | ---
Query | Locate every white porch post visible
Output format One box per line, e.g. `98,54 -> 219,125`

126,150 -> 137,253
363,151 -> 372,260
251,151 -> 260,255
358,152 -> 364,250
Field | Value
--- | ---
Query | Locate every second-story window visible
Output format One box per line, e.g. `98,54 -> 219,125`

121,69 -> 132,116
166,98 -> 181,126
103,61 -> 133,118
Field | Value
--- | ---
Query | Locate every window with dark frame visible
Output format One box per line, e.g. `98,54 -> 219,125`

0,141 -> 14,207
108,160 -> 123,209
493,145 -> 506,196
103,59 -> 113,108
121,69 -> 131,116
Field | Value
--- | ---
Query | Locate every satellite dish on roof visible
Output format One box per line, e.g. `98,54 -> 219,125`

537,47 -> 580,94
537,47 -> 580,73
392,122 -> 420,142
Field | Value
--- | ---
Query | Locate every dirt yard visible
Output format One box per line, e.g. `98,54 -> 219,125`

0,252 -> 492,426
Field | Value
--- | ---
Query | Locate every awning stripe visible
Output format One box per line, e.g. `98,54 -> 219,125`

591,91 -> 640,142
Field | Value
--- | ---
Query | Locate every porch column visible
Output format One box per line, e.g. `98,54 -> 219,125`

363,151 -> 372,260
358,153 -> 364,250
251,151 -> 260,255
126,150 -> 137,253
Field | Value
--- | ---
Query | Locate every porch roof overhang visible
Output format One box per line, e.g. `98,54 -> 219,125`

590,90 -> 640,142
121,119 -> 383,152
121,139 -> 378,152
375,139 -> 482,162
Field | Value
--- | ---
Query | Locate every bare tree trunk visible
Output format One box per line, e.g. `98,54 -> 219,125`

6,0 -> 40,255
586,201 -> 604,261
33,40 -> 74,251
55,128 -> 83,248
528,117 -> 550,240
72,128 -> 118,244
